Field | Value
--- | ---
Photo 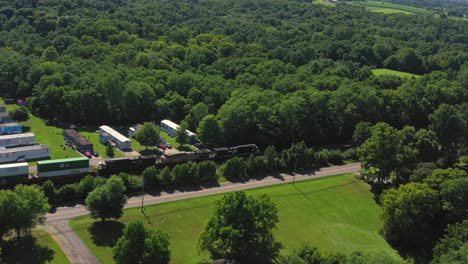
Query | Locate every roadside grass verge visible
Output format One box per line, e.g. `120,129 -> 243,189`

33,229 -> 71,264
373,68 -> 421,78
0,229 -> 70,264
70,174 -> 400,264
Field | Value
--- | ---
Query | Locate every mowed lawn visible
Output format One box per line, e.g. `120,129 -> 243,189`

33,229 -> 71,264
4,104 -> 81,160
352,1 -> 433,15
373,68 -> 420,78
70,174 -> 399,264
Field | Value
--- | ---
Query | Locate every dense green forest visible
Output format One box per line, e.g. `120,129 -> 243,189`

0,0 -> 467,147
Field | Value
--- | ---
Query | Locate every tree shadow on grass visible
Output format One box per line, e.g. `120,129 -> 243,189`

1,235 -> 54,264
89,220 -> 125,247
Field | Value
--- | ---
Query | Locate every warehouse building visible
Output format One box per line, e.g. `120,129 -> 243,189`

37,157 -> 89,177
63,129 -> 93,153
0,144 -> 50,163
160,119 -> 197,143
0,123 -> 22,135
99,125 -> 132,150
0,133 -> 35,148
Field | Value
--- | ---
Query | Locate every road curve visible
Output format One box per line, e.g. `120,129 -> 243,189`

47,163 -> 361,222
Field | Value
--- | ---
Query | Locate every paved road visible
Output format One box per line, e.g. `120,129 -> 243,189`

45,162 -> 360,264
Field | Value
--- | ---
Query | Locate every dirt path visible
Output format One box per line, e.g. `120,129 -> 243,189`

45,221 -> 100,264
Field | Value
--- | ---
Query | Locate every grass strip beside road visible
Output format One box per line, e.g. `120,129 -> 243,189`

33,229 -> 71,264
70,174 -> 399,264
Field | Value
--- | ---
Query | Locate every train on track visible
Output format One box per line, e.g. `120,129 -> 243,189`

0,144 -> 259,186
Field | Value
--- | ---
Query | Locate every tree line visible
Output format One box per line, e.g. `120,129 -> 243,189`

0,0 -> 467,148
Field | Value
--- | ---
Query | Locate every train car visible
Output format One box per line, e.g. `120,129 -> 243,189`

98,155 -> 158,175
158,149 -> 211,165
0,162 -> 29,185
37,157 -> 90,177
212,144 -> 260,159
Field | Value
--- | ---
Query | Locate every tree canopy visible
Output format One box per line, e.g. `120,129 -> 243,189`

199,192 -> 282,263
85,176 -> 128,221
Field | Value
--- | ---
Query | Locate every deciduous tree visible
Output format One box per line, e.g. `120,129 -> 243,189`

86,176 -> 127,222
199,192 -> 281,263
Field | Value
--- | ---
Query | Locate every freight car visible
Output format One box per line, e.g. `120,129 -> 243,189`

98,155 -> 158,175
37,157 -> 90,178
212,144 -> 260,160
0,162 -> 29,185
157,149 -> 212,166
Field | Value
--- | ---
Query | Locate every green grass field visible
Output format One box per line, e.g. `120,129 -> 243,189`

33,229 -> 71,264
352,1 -> 433,15
373,68 -> 420,78
3,103 -> 81,160
70,174 -> 399,264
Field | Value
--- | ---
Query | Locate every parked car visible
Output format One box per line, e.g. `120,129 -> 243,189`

166,143 -> 172,149
158,143 -> 166,150
84,151 -> 92,158
92,151 -> 99,157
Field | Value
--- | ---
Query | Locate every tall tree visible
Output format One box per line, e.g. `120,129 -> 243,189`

135,122 -> 160,149
380,183 -> 440,249
85,176 -> 127,222
175,121 -> 189,146
359,122 -> 403,182
196,114 -> 222,145
432,220 -> 468,264
429,104 -> 467,166
113,220 -> 171,264
199,192 -> 282,263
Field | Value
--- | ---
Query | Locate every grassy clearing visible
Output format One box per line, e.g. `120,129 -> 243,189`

373,68 -> 420,78
33,229 -> 71,264
71,174 -> 399,264
79,129 -> 125,159
4,104 -> 81,160
365,6 -> 412,14
352,1 -> 433,15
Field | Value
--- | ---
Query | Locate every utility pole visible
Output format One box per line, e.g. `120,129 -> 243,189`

293,154 -> 298,185
141,177 -> 145,212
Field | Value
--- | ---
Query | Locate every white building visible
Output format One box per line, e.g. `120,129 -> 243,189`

160,119 -> 197,143
99,125 -> 132,150
0,144 -> 50,163
0,133 -> 35,147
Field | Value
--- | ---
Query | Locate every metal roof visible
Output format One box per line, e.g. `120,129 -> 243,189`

0,162 -> 29,169
0,144 -> 48,153
0,133 -> 35,140
161,119 -> 196,137
99,125 -> 131,143
37,157 -> 88,165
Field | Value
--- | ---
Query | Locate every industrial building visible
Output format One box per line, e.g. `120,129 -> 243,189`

0,144 -> 50,163
0,133 -> 35,147
63,129 -> 93,153
37,157 -> 89,177
160,119 -> 197,143
0,123 -> 22,135
99,125 -> 132,150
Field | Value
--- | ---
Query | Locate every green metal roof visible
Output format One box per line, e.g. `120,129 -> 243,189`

37,157 -> 88,165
